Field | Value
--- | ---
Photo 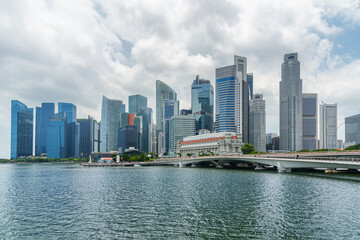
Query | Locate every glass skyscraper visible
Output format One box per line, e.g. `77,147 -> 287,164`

100,95 -> 123,152
47,112 -> 67,159
320,103 -> 337,149
58,102 -> 79,158
162,99 -> 179,155
345,114 -> 360,144
247,73 -> 253,99
191,75 -> 214,133
279,53 -> 303,151
302,93 -> 317,150
156,80 -> 177,133
78,116 -> 101,158
11,100 -> 33,159
129,94 -> 147,114
35,102 -> 55,156
249,94 -> 266,152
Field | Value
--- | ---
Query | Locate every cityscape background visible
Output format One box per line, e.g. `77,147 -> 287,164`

2,1 -> 360,158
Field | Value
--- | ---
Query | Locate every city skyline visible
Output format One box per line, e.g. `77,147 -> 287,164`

2,1 -> 360,158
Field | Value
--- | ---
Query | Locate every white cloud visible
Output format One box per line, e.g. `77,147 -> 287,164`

1,0 -> 360,157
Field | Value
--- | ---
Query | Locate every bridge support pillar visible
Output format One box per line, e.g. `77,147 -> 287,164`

179,162 -> 185,168
277,162 -> 291,173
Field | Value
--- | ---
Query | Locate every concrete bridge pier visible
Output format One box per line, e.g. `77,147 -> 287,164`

179,162 -> 186,168
277,162 -> 291,173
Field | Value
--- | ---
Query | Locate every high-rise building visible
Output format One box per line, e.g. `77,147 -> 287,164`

129,94 -> 147,114
36,102 -> 55,156
266,133 -> 278,145
242,80 -> 250,143
191,75 -> 214,133
136,108 -> 153,153
58,102 -> 79,158
320,103 -> 337,149
161,99 -> 179,155
279,53 -> 303,151
11,100 -> 33,159
78,116 -> 101,158
169,115 -> 196,154
302,93 -> 318,150
345,114 -> 360,144
180,109 -> 192,115
156,80 -> 177,133
118,125 -> 139,153
120,112 -> 129,128
134,115 -> 143,151
47,112 -> 67,159
100,95 -> 123,152
247,73 -> 254,99
249,94 -> 266,152
215,55 -> 247,137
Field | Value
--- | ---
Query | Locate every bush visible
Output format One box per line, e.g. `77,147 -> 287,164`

241,143 -> 255,154
345,144 -> 360,150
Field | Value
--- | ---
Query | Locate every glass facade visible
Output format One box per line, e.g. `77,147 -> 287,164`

345,114 -> 360,144
100,96 -> 123,152
156,80 -> 177,132
58,102 -> 79,158
129,94 -> 147,114
47,112 -> 67,159
58,102 -> 76,123
35,107 -> 41,156
247,73 -> 253,99
11,100 -> 33,159
215,66 -> 236,133
78,116 -> 101,158
302,94 -> 317,150
118,125 -> 139,152
162,99 -> 179,154
37,103 -> 55,156
120,112 -> 129,128
242,80 -> 249,143
169,115 -> 196,154
191,76 -> 214,133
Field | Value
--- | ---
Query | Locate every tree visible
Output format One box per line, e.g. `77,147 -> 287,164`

345,143 -> 360,150
241,143 -> 255,154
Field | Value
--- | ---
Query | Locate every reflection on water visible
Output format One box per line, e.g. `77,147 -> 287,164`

0,164 -> 360,239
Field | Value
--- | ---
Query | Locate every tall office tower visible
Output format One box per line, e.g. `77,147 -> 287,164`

123,104 -> 126,113
161,99 -> 179,155
136,108 -> 153,153
100,95 -> 123,152
11,100 -> 33,159
180,109 -> 192,115
320,103 -> 337,149
120,112 -> 129,128
156,80 -> 177,153
191,75 -> 214,133
134,116 -> 143,151
247,73 -> 254,99
118,125 -> 139,152
36,102 -> 55,156
302,93 -> 318,150
279,53 -> 303,151
58,102 -> 79,158
216,55 -> 247,135
249,94 -> 266,152
169,115 -> 196,154
47,112 -> 67,158
266,133 -> 278,145
129,94 -> 147,114
242,80 -> 250,143
345,114 -> 360,144
77,116 -> 101,158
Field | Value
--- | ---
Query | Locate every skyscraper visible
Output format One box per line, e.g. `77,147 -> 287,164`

156,80 -> 177,153
279,53 -> 303,151
242,79 -> 250,143
78,116 -> 101,158
11,100 -> 33,159
129,94 -> 147,114
320,103 -> 337,149
247,73 -> 254,99
345,114 -> 360,144
169,115 -> 196,154
100,95 -> 123,152
191,75 -> 214,133
162,99 -> 179,155
36,102 -> 55,156
249,94 -> 266,152
58,102 -> 79,158
302,93 -> 318,150
118,125 -> 139,152
215,55 -> 247,137
47,112 -> 67,159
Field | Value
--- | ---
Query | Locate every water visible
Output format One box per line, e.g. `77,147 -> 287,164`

1,164 -> 360,239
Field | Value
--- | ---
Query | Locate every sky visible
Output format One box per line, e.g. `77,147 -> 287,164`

1,0 -> 360,158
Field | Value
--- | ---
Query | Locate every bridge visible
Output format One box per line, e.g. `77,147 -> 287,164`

140,152 -> 360,172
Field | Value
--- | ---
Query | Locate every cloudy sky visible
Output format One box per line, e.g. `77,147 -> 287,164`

1,0 -> 360,158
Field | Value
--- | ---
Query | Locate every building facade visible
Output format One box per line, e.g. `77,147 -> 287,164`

279,53 -> 303,151
176,132 -> 243,157
47,112 -> 67,159
11,100 -> 33,159
249,94 -> 266,152
129,94 -> 147,114
35,102 -> 55,156
169,114 -> 196,155
247,73 -> 253,99
242,79 -> 250,143
59,102 -> 79,158
191,75 -> 214,133
100,95 -> 123,152
302,93 -> 318,150
319,103 -> 337,149
345,114 -> 360,144
118,125 -> 139,153
78,116 -> 101,158
161,99 -> 179,155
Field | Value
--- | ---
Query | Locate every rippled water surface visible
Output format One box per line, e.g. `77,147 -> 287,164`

1,164 -> 360,239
